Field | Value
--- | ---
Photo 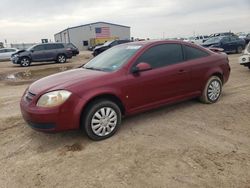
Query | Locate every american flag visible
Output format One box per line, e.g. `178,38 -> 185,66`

95,27 -> 110,38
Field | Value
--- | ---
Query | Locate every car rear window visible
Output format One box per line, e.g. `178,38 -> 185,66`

184,45 -> 209,60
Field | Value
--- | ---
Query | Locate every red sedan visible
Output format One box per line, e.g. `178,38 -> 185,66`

20,40 -> 230,140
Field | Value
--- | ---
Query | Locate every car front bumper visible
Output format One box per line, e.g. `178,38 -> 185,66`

239,55 -> 250,66
20,90 -> 86,132
11,55 -> 20,64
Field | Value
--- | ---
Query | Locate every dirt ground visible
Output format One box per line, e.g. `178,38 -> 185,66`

0,52 -> 249,188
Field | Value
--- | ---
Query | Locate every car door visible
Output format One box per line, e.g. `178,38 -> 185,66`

182,44 -> 213,92
220,37 -> 231,52
31,45 -> 46,61
44,44 -> 57,60
0,49 -> 7,59
123,43 -> 191,111
5,49 -> 16,59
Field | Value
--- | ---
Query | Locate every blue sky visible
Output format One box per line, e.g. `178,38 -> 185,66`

0,0 -> 249,43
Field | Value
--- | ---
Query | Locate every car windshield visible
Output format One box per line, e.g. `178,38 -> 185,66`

83,45 -> 142,72
27,45 -> 36,51
204,37 -> 222,44
103,40 -> 114,46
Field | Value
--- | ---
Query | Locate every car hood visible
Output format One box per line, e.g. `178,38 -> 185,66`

28,68 -> 108,95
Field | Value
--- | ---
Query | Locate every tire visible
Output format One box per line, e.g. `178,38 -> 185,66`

199,76 -> 222,104
20,57 -> 31,67
81,100 -> 122,141
236,46 -> 243,54
248,66 -> 250,70
57,54 -> 67,63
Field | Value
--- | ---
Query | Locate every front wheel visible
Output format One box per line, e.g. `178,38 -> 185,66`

82,100 -> 122,141
57,54 -> 67,63
20,57 -> 31,67
200,76 -> 222,104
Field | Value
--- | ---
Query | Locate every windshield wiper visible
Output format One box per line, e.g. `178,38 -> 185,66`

84,67 -> 104,71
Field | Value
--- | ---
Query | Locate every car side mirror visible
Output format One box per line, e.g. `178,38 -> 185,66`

30,49 -> 34,53
132,62 -> 152,74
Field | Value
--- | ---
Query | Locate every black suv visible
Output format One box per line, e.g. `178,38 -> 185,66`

11,43 -> 73,67
93,40 -> 131,56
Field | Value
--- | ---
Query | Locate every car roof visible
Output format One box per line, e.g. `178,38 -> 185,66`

123,40 -> 191,47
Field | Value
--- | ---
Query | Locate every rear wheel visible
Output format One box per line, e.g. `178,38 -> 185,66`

81,100 -> 122,141
57,54 -> 66,63
200,76 -> 222,104
20,57 -> 31,67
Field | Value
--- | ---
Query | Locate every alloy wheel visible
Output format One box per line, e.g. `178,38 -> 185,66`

207,80 -> 221,102
58,55 -> 66,63
91,107 -> 117,137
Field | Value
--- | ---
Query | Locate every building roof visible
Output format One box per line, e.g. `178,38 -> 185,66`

54,21 -> 130,36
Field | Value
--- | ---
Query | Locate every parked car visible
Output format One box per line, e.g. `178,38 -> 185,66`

239,43 -> 250,69
11,43 -> 73,67
244,33 -> 250,44
20,40 -> 230,140
202,36 -> 246,53
0,48 -> 18,60
209,32 -> 236,38
93,40 -> 131,56
67,43 -> 79,56
184,35 -> 209,45
88,43 -> 103,51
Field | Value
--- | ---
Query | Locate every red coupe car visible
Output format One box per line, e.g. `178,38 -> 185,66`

20,40 -> 230,140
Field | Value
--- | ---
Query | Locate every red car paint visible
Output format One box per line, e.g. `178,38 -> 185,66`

20,40 -> 230,132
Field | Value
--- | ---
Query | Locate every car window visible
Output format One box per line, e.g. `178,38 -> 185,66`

110,41 -> 118,47
44,44 -> 55,50
5,49 -> 16,52
222,37 -> 230,42
0,49 -> 5,53
184,45 -> 209,60
33,45 -> 45,51
135,44 -> 184,69
55,44 -> 64,49
230,36 -> 238,42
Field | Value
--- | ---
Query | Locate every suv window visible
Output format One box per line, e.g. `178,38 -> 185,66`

54,44 -> 64,49
44,44 -> 64,50
0,49 -> 5,53
135,44 -> 183,69
33,45 -> 45,51
184,45 -> 209,60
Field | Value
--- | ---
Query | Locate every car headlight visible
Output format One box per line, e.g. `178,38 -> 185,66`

37,90 -> 72,108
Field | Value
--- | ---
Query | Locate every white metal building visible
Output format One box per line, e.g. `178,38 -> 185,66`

54,22 -> 131,50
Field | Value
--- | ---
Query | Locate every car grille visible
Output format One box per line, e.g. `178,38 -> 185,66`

24,91 -> 36,103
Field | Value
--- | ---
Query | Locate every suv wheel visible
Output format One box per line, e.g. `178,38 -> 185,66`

57,54 -> 66,63
200,76 -> 222,104
20,57 -> 31,67
82,100 -> 121,141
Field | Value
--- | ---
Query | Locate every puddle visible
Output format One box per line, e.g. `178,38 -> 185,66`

1,66 -> 76,84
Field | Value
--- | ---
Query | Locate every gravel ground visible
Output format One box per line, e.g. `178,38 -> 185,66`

0,53 -> 249,188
